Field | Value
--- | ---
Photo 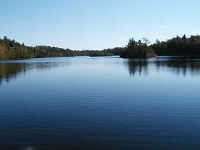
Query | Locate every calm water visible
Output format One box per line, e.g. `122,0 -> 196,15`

1,56 -> 200,150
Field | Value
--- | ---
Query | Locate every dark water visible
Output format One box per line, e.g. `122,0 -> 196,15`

1,56 -> 200,150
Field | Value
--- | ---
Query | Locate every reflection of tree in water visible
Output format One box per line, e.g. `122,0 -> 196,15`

0,63 -> 27,85
126,59 -> 149,77
126,57 -> 200,77
155,57 -> 200,76
0,62 -> 70,85
26,62 -> 70,71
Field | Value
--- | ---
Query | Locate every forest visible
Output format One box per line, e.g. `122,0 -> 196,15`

151,35 -> 200,56
120,38 -> 156,58
1,35 -> 200,60
0,36 -> 75,60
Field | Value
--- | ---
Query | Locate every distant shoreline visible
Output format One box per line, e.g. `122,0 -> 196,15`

1,35 -> 200,60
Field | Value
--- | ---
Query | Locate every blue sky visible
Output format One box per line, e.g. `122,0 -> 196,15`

1,0 -> 200,50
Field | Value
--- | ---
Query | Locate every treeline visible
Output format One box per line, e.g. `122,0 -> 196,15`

28,46 -> 74,58
151,35 -> 200,56
0,36 -> 124,60
120,35 -> 200,57
0,36 -> 30,59
102,47 -> 126,55
0,36 -> 75,60
89,47 -> 126,57
120,38 -> 156,58
89,51 -> 113,57
1,35 -> 200,60
74,47 -> 126,56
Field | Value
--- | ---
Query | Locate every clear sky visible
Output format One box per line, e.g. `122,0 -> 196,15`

1,0 -> 200,50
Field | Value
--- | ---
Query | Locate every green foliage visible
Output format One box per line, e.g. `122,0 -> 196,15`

102,47 -> 126,55
89,51 -> 113,57
151,35 -> 200,56
73,47 -> 126,57
28,46 -> 74,58
2,34 -> 200,60
0,37 -> 75,60
120,38 -> 156,58
0,37 -> 30,59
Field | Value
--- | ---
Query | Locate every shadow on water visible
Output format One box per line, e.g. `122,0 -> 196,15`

125,56 -> 200,77
125,59 -> 149,77
0,61 -> 70,85
1,56 -> 200,85
155,56 -> 200,76
0,63 -> 27,85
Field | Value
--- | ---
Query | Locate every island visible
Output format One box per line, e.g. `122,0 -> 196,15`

1,35 -> 200,60
120,38 -> 156,58
89,51 -> 113,57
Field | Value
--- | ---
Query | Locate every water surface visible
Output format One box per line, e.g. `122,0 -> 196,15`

1,56 -> 200,150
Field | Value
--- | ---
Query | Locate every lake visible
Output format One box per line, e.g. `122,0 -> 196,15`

1,56 -> 200,150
